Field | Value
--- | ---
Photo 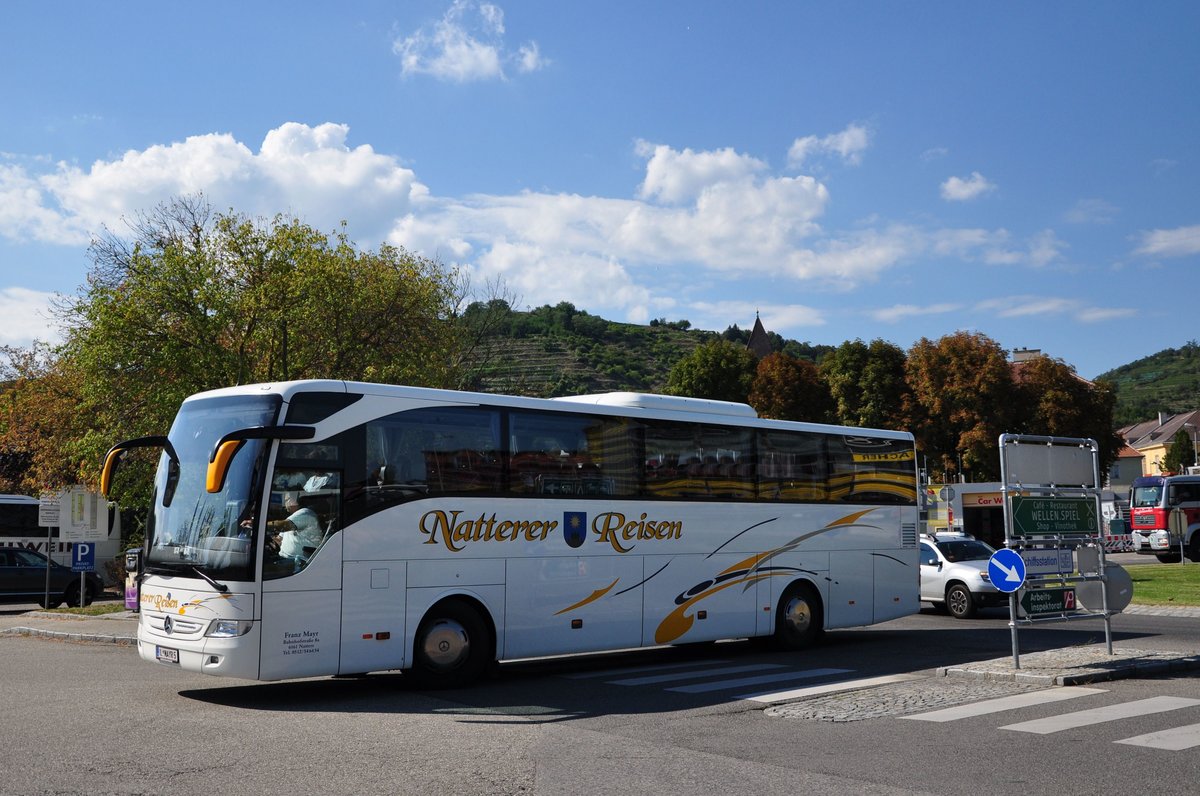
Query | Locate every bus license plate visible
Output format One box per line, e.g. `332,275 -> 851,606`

156,645 -> 179,664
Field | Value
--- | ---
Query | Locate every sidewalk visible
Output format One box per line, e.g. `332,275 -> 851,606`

0,607 -> 139,646
938,645 -> 1200,686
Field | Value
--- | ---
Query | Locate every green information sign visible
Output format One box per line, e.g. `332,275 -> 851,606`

1010,496 -> 1098,537
1020,587 -> 1077,615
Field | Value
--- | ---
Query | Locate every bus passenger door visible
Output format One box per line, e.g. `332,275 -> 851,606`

259,533 -> 344,680
340,560 -> 407,674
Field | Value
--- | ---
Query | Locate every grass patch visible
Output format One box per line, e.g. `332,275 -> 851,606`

45,600 -> 128,617
1127,562 -> 1200,606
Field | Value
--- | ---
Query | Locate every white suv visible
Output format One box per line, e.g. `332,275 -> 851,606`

919,533 -> 1004,619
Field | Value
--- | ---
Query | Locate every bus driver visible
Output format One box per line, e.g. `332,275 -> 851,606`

264,492 -> 324,560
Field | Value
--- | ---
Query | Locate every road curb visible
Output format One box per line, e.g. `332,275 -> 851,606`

936,647 -> 1200,685
0,626 -> 137,646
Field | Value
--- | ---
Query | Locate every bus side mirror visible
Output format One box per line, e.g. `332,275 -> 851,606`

206,425 -> 317,494
101,436 -> 177,498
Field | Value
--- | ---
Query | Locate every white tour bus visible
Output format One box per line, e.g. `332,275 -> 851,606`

103,380 -> 919,686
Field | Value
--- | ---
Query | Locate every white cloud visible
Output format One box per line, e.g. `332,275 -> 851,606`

516,42 -> 545,74
1065,198 -> 1118,225
871,302 -> 962,323
783,226 -> 922,285
0,163 -> 89,245
940,171 -> 995,202
0,124 -> 1072,336
472,239 -> 655,319
2,123 -> 425,247
0,287 -> 60,346
393,1 -> 547,82
390,141 -> 843,290
689,301 -> 826,334
931,227 -> 1063,268
1076,306 -> 1137,323
1134,224 -> 1200,257
636,141 -> 766,205
1027,229 -> 1066,267
788,123 -> 870,169
976,295 -> 1135,324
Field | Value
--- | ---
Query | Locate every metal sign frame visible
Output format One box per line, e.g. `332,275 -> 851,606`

1000,433 -> 1113,668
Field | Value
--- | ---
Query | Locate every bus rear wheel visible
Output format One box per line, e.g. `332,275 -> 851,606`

410,600 -> 490,689
773,582 -> 823,650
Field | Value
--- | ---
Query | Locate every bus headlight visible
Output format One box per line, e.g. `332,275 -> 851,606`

206,619 -> 253,638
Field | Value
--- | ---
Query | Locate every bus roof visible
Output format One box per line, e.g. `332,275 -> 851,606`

552,391 -> 759,418
183,379 -> 913,441
0,494 -> 39,505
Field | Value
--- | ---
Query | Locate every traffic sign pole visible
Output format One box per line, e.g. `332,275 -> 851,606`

999,433 -> 1112,669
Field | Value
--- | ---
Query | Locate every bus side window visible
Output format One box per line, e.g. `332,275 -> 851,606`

363,406 -> 501,512
509,412 -> 636,497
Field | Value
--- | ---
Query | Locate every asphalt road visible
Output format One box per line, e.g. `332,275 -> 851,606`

3,605 -> 1199,795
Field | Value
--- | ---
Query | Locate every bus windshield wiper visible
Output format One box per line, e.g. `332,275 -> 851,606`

190,567 -> 230,594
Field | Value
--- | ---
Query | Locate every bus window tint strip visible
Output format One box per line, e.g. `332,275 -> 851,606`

346,405 -> 915,518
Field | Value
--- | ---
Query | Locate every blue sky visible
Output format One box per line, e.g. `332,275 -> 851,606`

2,1 -> 1198,380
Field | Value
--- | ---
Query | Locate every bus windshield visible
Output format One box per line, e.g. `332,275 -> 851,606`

146,394 -> 281,581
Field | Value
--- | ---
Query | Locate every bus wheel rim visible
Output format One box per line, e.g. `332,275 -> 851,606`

784,596 -> 812,634
422,619 -> 470,669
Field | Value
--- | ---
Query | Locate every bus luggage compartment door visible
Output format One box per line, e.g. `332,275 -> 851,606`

340,560 -> 407,674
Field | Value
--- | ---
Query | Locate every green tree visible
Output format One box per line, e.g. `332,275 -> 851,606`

1164,429 -> 1197,474
0,343 -> 99,493
905,332 -> 1016,481
1009,354 -> 1124,476
7,195 -> 464,506
665,339 -> 758,403
821,339 -> 910,429
749,353 -> 834,422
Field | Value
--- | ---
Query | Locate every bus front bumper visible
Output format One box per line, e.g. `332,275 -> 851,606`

138,616 -> 261,680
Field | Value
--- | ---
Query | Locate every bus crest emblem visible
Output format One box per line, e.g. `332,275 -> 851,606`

563,512 -> 587,548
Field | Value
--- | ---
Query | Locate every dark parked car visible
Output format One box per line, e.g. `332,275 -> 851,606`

0,547 -> 104,608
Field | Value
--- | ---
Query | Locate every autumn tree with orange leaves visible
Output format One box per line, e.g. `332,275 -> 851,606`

904,331 -> 1016,481
748,353 -> 835,423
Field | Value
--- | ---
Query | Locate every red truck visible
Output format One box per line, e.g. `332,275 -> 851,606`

1129,474 -> 1200,562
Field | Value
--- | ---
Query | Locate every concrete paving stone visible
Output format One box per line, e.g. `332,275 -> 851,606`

767,678 -> 1051,722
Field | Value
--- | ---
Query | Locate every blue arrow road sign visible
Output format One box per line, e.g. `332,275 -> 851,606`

988,548 -> 1026,593
71,543 -> 95,573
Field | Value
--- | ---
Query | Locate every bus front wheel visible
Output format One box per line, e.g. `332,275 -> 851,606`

410,600 -> 490,689
773,582 -> 823,650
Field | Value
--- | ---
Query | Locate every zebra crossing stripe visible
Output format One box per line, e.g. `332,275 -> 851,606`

610,663 -> 785,687
1116,722 -> 1200,751
902,687 -> 1106,723
561,659 -> 730,679
668,667 -> 852,694
1000,696 -> 1200,735
741,673 -> 923,704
